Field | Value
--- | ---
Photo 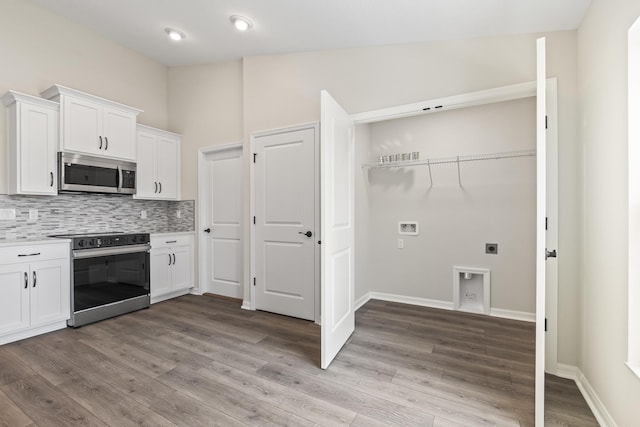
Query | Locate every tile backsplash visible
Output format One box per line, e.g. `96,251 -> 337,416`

0,194 -> 194,240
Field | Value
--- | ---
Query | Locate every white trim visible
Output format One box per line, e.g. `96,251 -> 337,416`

490,308 -> 535,323
249,122 -> 321,321
0,321 -> 67,346
241,300 -> 252,311
151,288 -> 192,305
625,362 -> 640,380
353,292 -> 534,322
197,142 -> 243,297
351,81 -> 536,124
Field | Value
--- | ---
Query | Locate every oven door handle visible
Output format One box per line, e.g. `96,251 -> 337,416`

73,244 -> 151,259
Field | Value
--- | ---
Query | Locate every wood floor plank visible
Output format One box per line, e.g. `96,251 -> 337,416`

0,295 -> 598,426
0,387 -> 33,427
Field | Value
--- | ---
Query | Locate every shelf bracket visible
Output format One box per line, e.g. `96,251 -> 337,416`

456,156 -> 462,187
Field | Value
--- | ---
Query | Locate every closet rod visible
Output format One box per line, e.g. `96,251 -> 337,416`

362,149 -> 536,169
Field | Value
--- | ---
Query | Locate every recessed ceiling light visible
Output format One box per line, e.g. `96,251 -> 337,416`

165,28 -> 186,41
230,15 -> 253,31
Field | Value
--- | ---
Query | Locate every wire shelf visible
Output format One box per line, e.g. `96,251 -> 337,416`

361,149 -> 536,169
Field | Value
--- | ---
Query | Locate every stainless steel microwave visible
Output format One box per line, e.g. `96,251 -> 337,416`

58,152 -> 136,194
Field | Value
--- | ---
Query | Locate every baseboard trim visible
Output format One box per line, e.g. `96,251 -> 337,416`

354,291 -> 534,323
241,300 -> 252,311
490,308 -> 536,323
554,363 -> 617,427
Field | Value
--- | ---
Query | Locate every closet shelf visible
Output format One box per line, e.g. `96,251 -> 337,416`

361,149 -> 536,169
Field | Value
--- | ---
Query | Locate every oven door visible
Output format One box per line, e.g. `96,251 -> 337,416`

72,245 -> 150,313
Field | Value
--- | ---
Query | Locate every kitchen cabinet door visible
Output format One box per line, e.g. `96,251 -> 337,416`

0,264 -> 30,335
156,136 -> 179,199
63,96 -> 103,155
150,248 -> 172,298
135,131 -> 157,198
29,259 -> 70,328
170,246 -> 191,292
18,103 -> 58,195
103,106 -> 136,160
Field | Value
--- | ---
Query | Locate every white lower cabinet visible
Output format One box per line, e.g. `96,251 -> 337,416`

150,233 -> 193,304
0,242 -> 70,345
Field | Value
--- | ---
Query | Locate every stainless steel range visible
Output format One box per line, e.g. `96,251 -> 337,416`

50,232 -> 151,327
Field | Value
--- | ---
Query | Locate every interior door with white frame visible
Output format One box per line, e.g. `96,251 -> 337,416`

199,144 -> 244,299
320,90 -> 356,369
253,125 -> 318,321
535,36 -> 548,427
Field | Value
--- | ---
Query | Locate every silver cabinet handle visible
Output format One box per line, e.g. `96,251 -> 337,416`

165,240 -> 177,244
158,182 -> 162,193
105,137 -> 109,150
172,253 -> 176,265
50,172 -> 54,187
18,252 -> 40,257
33,271 -> 37,288
24,272 -> 28,289
99,136 -> 103,149
168,254 -> 172,265
154,182 -> 158,193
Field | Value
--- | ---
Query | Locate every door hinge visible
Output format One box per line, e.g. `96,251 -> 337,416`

253,216 -> 256,225
253,277 -> 256,286
253,153 -> 257,163
545,318 -> 548,332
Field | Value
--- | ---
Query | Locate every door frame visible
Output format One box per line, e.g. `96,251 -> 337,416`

249,122 -> 321,322
197,142 -> 244,296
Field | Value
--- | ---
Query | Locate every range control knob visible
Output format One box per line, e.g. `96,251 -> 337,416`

89,239 -> 96,247
78,240 -> 84,247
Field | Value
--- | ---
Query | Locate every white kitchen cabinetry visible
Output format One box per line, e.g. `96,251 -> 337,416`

136,125 -> 181,200
150,233 -> 193,304
0,241 -> 70,345
2,91 -> 59,195
41,84 -> 142,161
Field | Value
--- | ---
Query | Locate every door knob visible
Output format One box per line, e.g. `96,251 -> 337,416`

545,249 -> 557,259
204,228 -> 211,233
298,231 -> 313,238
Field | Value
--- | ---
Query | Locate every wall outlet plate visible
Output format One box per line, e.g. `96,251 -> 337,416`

140,210 -> 147,219
29,209 -> 38,220
0,209 -> 16,220
485,243 -> 498,254
398,221 -> 419,235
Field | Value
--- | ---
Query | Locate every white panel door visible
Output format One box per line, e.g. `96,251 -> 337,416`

150,248 -> 172,298
202,145 -> 243,299
171,246 -> 192,292
64,97 -> 102,154
320,91 -> 355,369
136,131 -> 157,198
103,107 -> 136,160
535,37 -> 547,427
254,127 -> 317,320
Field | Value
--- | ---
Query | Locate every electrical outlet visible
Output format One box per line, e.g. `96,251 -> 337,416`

140,210 -> 147,219
397,238 -> 404,249
0,209 -> 16,220
29,209 -> 38,220
485,243 -> 498,254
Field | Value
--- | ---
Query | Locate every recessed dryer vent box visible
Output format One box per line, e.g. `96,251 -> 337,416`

398,221 -> 419,235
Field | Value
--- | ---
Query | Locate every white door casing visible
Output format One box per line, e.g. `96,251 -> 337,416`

535,36 -> 547,427
198,144 -> 244,299
253,126 -> 317,321
320,91 -> 356,369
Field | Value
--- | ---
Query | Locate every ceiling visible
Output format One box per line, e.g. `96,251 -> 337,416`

29,0 -> 592,67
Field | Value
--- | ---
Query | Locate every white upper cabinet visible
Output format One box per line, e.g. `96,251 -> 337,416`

135,124 -> 181,200
2,91 -> 59,196
41,84 -> 141,161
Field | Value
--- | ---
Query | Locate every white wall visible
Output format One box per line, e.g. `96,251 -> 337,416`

577,0 -> 640,424
241,31 -> 580,365
0,0 -> 168,194
358,98 -> 536,314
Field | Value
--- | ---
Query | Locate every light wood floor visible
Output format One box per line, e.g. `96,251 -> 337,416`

0,294 -> 598,426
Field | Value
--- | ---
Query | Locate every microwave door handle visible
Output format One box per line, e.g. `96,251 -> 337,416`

117,166 -> 122,192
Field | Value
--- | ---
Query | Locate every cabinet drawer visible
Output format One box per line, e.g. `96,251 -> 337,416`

150,234 -> 192,249
0,243 -> 70,265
